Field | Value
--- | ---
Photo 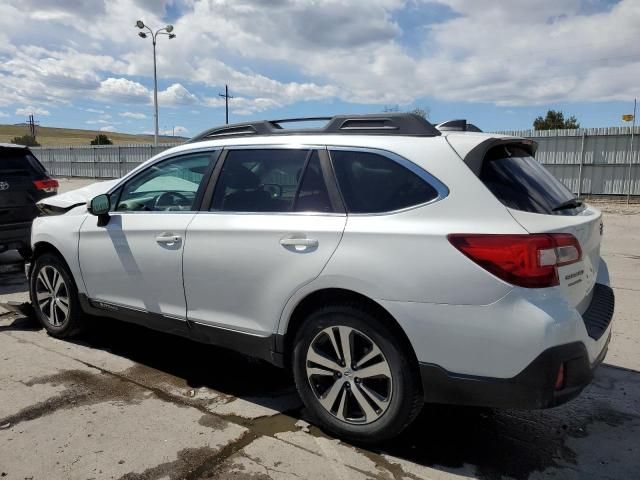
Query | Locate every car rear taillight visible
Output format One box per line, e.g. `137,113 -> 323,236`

33,178 -> 59,193
447,233 -> 582,288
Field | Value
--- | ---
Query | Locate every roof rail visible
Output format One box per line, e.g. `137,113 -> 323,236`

436,119 -> 482,133
187,113 -> 441,143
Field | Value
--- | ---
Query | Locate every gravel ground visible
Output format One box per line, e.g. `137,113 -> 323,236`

0,180 -> 639,480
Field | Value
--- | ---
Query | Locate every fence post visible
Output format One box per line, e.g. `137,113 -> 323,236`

577,132 -> 586,197
92,147 -> 97,179
627,102 -> 637,204
118,146 -> 122,178
70,147 -> 74,177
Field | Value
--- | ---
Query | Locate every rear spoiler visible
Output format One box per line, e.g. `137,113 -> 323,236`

447,137 -> 538,176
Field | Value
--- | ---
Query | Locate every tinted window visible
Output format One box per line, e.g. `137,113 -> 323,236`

212,149 -> 332,213
116,153 -> 213,212
480,145 -> 578,215
330,150 -> 438,213
0,149 -> 45,177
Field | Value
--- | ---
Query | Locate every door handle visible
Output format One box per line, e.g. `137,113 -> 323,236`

280,237 -> 319,248
155,233 -> 182,244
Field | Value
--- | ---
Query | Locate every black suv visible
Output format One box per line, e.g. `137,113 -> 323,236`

0,143 -> 58,258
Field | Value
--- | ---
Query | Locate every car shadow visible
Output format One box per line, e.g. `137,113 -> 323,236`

0,314 -> 42,332
4,310 -> 639,479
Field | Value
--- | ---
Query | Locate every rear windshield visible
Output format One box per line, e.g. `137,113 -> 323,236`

480,145 -> 580,215
0,148 -> 46,177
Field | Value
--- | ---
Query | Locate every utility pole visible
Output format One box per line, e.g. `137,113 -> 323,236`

27,114 -> 39,140
219,85 -> 234,124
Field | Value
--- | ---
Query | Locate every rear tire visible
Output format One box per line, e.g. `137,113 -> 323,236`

292,303 -> 423,443
29,252 -> 84,338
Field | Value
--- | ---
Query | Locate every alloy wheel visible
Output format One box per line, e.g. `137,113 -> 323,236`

306,326 -> 393,424
35,265 -> 70,327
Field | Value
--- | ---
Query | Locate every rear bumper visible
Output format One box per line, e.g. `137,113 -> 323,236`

417,284 -> 615,409
420,335 -> 609,409
0,222 -> 31,249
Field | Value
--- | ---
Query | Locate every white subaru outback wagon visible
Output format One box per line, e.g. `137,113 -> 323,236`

28,114 -> 614,443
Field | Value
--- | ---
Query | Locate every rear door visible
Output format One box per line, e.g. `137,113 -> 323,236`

479,144 -> 602,312
183,147 -> 346,336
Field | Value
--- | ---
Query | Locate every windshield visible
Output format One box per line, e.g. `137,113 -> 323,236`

480,145 -> 581,215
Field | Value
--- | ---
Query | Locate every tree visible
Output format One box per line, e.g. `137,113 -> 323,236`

533,110 -> 580,130
408,107 -> 430,119
90,134 -> 113,145
10,135 -> 40,147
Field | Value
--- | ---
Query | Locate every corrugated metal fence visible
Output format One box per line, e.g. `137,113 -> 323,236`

496,126 -> 639,196
32,126 -> 640,196
32,144 -> 180,178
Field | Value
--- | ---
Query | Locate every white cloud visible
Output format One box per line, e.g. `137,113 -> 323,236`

97,78 -> 150,103
119,111 -> 146,119
85,108 -> 104,114
160,125 -> 188,136
100,125 -> 116,132
0,0 -> 639,119
157,83 -> 198,106
0,111 -> 8,118
16,106 -> 50,116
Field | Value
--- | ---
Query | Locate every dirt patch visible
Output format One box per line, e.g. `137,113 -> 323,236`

0,369 -> 147,428
116,446 -> 220,480
198,414 -> 227,430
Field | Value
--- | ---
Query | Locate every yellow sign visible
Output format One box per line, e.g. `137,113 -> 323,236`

622,114 -> 634,122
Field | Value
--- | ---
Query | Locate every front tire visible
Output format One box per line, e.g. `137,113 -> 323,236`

30,252 -> 84,338
292,304 -> 423,443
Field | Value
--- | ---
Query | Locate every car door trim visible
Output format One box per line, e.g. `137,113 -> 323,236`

79,293 -> 283,366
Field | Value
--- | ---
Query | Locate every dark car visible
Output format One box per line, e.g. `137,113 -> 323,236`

0,143 -> 58,258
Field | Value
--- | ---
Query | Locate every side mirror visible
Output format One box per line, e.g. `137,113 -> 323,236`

88,194 -> 110,216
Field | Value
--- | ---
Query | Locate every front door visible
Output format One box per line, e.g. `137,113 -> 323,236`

183,148 -> 346,336
79,151 -> 217,322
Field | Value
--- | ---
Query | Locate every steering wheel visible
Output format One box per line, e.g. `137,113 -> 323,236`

153,191 -> 191,210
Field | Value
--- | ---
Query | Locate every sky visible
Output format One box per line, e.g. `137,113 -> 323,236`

0,0 -> 638,138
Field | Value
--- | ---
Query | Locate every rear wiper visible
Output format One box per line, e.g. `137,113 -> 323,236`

552,198 -> 583,211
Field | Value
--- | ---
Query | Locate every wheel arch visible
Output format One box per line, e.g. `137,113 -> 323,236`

281,287 -> 420,372
31,241 -> 84,293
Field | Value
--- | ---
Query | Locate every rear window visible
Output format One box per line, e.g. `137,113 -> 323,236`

0,149 -> 46,177
480,145 -> 579,215
330,150 -> 439,213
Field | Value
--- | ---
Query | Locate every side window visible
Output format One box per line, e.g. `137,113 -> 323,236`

116,153 -> 213,212
330,150 -> 439,213
211,149 -> 332,213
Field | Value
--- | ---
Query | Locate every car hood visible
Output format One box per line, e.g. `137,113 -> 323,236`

38,179 -> 119,209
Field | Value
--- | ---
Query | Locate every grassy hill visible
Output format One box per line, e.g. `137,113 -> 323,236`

0,124 -> 186,146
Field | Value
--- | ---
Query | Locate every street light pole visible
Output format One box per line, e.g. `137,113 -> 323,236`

136,20 -> 176,147
152,36 -> 159,147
